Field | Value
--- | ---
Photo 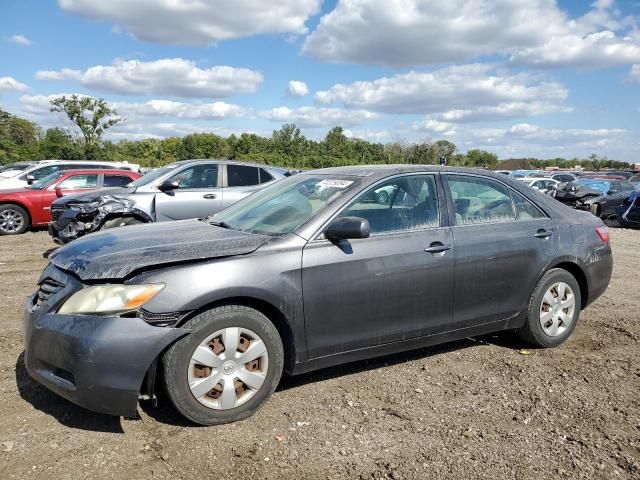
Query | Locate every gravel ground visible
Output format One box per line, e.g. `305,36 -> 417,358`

0,230 -> 638,479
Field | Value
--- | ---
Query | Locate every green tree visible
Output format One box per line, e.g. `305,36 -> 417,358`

49,95 -> 125,159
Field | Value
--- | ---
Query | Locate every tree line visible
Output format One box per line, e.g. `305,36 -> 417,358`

0,96 -> 631,171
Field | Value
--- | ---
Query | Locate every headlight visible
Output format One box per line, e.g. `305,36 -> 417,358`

58,284 -> 164,315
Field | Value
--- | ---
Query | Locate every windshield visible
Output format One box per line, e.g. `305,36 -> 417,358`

0,163 -> 32,173
128,164 -> 181,187
576,179 -> 610,195
210,174 -> 361,236
28,171 -> 65,190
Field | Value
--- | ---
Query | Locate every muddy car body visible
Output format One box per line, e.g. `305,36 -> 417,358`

48,160 -> 290,244
24,166 -> 613,425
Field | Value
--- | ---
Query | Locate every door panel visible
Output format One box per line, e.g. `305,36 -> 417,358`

444,174 -> 558,329
302,173 -> 454,359
302,229 -> 454,358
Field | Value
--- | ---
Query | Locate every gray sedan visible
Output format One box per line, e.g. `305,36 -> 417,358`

24,166 -> 612,425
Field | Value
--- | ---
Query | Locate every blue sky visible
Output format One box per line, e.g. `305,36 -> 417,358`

1,0 -> 639,161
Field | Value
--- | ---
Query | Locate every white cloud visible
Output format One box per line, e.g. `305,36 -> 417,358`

303,0 -> 640,68
113,99 -> 247,119
36,58 -> 263,98
9,34 -> 32,46
0,77 -> 29,94
287,80 -> 309,97
17,94 -> 247,123
261,106 -> 380,127
316,64 -> 569,120
58,0 -> 321,46
510,31 -> 640,68
628,64 -> 640,83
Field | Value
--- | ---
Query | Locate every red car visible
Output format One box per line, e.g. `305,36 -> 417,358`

0,169 -> 141,235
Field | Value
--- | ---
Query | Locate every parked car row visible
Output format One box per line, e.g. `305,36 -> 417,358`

0,160 -> 292,238
0,159 -> 140,189
23,165 -> 613,425
506,169 -> 640,226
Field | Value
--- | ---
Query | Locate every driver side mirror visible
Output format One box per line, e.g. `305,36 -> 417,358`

158,180 -> 180,192
325,216 -> 370,242
26,174 -> 35,185
54,187 -> 64,198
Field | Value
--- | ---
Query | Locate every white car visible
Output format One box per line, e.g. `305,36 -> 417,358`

0,160 -> 140,189
519,177 -> 561,195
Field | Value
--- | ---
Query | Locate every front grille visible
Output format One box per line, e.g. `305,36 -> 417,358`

139,309 -> 182,327
50,207 -> 63,221
35,278 -> 65,308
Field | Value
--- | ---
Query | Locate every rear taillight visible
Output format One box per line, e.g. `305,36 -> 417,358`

595,225 -> 610,244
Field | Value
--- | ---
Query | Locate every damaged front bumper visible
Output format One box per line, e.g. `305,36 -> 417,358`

49,196 -> 150,244
23,265 -> 188,417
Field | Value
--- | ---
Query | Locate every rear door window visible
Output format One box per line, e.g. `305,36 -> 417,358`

445,175 -> 515,225
227,165 -> 260,187
511,190 -> 546,220
104,174 -> 133,187
259,168 -> 274,184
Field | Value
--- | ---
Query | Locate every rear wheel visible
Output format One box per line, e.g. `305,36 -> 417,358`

516,269 -> 581,348
0,204 -> 29,235
162,305 -> 284,425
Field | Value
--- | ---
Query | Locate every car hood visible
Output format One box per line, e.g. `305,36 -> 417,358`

52,187 -> 136,206
49,219 -> 271,281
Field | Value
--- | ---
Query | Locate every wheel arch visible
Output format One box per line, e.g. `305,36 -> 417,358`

176,296 -> 297,374
547,261 -> 589,308
0,201 -> 32,227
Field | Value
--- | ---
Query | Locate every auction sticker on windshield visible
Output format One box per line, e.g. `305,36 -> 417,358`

317,179 -> 353,188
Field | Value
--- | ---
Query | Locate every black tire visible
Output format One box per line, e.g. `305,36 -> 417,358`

0,204 -> 29,235
101,216 -> 144,230
162,305 -> 284,425
516,268 -> 582,348
377,190 -> 390,204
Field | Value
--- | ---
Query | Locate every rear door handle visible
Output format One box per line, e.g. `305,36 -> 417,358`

203,194 -> 217,199
534,229 -> 553,238
424,242 -> 451,254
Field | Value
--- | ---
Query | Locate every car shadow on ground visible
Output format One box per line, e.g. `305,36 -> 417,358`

141,331 -> 531,427
17,332 -> 532,430
15,352 -> 125,433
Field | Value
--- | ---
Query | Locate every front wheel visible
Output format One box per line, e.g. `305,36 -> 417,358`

162,306 -> 284,425
0,204 -> 29,235
516,269 -> 581,348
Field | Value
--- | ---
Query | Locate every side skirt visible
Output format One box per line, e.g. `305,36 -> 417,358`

291,319 -> 511,375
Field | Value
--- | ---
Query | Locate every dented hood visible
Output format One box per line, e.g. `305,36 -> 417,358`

49,219 -> 270,281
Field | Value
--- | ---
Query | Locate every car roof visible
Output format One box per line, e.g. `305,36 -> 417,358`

58,169 -> 139,175
175,159 -> 284,170
301,164 -> 514,180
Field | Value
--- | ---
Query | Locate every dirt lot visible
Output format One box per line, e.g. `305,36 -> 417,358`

0,230 -> 638,479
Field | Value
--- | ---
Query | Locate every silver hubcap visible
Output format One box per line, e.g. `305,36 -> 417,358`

188,327 -> 268,410
539,282 -> 576,337
0,209 -> 24,233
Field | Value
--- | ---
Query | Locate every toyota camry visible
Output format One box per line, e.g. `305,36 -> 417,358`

23,166 -> 612,425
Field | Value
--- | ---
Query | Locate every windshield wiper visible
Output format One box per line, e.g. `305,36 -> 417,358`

210,220 -> 239,231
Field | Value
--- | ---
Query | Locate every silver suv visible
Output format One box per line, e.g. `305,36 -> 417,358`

49,160 -> 291,244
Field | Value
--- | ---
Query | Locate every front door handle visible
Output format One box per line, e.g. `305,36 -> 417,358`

424,242 -> 451,254
203,194 -> 217,199
534,229 -> 553,238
